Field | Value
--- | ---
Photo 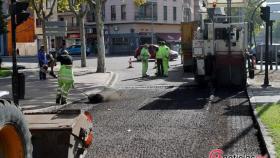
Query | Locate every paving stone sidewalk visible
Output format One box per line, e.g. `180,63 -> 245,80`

247,70 -> 280,158
0,67 -> 116,113
247,70 -> 280,104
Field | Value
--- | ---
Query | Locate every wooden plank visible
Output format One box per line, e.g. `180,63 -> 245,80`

25,113 -> 79,130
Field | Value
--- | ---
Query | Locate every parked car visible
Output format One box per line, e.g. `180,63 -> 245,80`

66,44 -> 91,56
253,44 -> 280,63
134,44 -> 178,61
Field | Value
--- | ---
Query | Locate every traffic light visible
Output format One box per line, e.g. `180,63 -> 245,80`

14,2 -> 30,26
260,6 -> 270,22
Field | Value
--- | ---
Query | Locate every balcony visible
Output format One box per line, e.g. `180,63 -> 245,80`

135,12 -> 158,21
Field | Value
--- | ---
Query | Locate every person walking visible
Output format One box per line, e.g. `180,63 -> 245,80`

56,50 -> 74,105
140,44 -> 151,77
37,46 -> 48,80
156,42 -> 165,77
162,42 -> 170,77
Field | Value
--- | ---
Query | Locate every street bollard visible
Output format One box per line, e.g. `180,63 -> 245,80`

276,46 -> 279,70
260,45 -> 263,72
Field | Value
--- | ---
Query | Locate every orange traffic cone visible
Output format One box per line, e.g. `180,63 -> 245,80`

128,58 -> 133,68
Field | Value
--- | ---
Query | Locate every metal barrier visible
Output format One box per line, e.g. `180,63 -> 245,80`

260,45 -> 263,72
276,45 -> 279,70
259,44 -> 279,71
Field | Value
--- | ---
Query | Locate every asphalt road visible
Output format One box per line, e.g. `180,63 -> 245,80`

2,56 -> 265,157
71,57 -> 265,157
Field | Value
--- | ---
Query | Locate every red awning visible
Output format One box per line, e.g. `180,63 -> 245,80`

67,33 -> 80,39
156,33 -> 181,43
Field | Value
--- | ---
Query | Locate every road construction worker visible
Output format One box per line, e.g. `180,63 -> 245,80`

140,44 -> 151,77
56,50 -> 74,105
156,42 -> 164,76
162,42 -> 170,77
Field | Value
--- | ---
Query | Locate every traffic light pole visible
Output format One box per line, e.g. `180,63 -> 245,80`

264,20 -> 270,86
10,0 -> 19,105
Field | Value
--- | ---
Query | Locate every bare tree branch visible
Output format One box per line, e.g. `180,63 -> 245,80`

67,0 -> 79,16
30,0 -> 42,20
46,0 -> 58,19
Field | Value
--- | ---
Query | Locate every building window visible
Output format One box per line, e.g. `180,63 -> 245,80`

163,6 -> 167,21
71,17 -> 74,26
60,18 -> 64,21
111,5 -> 116,21
121,5 -> 126,20
135,2 -> 157,20
87,11 -> 96,22
173,7 -> 177,21
183,8 -> 191,22
112,37 -> 129,45
36,18 -> 42,27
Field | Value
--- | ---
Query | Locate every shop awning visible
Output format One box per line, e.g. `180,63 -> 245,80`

156,33 -> 181,43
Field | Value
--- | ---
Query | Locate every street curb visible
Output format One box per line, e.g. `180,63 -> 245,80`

23,71 -> 118,114
246,87 -> 277,158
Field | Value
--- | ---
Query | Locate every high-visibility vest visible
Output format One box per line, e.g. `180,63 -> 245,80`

140,47 -> 150,61
156,46 -> 166,59
58,65 -> 74,83
163,45 -> 170,59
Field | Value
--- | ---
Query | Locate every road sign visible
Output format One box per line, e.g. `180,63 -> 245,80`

45,21 -> 67,37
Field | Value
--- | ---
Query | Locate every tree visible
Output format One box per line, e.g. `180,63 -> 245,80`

0,0 -> 7,34
134,0 -> 146,7
92,0 -> 106,73
58,0 -> 92,67
30,0 -> 57,53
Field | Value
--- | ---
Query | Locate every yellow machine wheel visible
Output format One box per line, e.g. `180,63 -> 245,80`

0,99 -> 32,158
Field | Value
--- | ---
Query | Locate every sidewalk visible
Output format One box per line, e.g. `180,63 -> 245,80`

247,70 -> 280,158
247,70 -> 280,104
0,67 -> 117,113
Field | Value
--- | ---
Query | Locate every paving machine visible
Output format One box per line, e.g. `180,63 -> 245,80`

189,0 -> 250,87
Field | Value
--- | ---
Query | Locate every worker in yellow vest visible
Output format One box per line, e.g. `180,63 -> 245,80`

162,41 -> 170,77
156,42 -> 165,76
140,44 -> 151,77
56,50 -> 74,105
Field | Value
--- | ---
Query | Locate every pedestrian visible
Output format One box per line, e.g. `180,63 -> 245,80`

47,48 -> 57,78
140,44 -> 151,77
156,41 -> 164,77
162,41 -> 170,77
56,50 -> 74,105
37,46 -> 48,80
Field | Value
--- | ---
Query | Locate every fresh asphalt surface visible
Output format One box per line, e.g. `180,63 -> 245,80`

71,56 -> 265,157
2,56 -> 265,157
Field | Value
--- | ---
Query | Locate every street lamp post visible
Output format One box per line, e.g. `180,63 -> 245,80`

151,1 -> 154,44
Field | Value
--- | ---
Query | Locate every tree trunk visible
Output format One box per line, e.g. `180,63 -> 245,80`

41,20 -> 49,53
96,0 -> 106,73
79,16 -> 87,67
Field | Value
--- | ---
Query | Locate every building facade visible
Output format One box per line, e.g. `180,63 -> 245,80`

57,0 -> 196,55
102,0 -> 195,55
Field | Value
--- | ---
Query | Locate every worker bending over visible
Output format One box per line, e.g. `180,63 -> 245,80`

56,50 -> 74,105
